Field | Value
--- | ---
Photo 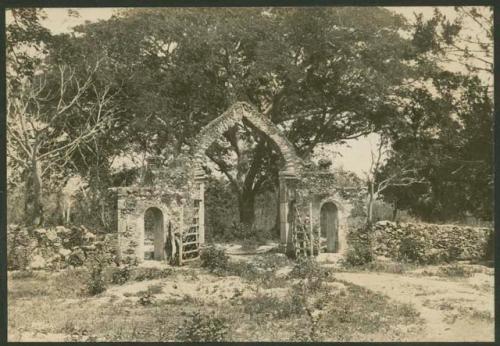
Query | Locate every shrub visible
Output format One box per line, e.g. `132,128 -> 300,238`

138,292 -> 155,306
85,248 -> 111,296
226,261 -> 260,279
176,312 -> 229,342
288,257 -> 332,292
111,266 -> 132,285
242,292 -> 303,319
200,247 -> 229,274
397,233 -> 431,264
484,230 -> 494,261
344,226 -> 374,266
67,248 -> 86,267
7,225 -> 33,270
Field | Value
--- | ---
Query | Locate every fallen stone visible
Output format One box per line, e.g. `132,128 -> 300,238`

46,229 -> 58,242
29,255 -> 46,270
59,248 -> 71,257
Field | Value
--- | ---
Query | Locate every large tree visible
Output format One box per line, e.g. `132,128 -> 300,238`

373,6 -> 493,222
377,72 -> 492,221
62,7 -> 455,226
7,9 -> 122,225
64,7 -> 431,226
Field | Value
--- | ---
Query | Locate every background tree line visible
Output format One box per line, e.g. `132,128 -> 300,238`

6,7 -> 493,230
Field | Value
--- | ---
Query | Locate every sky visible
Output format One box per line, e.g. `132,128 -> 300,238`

6,6 -> 492,177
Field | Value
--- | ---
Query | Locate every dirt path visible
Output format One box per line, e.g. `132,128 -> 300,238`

335,272 -> 494,342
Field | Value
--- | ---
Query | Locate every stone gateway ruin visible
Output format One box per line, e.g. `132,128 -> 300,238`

107,102 -> 359,264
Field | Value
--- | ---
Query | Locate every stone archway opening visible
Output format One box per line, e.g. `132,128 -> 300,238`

144,207 -> 165,260
191,102 -> 301,253
320,202 -> 339,253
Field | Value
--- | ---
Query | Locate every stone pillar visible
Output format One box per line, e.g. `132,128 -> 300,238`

279,170 -> 298,255
116,195 -> 126,262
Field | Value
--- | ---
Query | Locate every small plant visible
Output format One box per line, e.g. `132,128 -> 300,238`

133,267 -> 173,281
344,226 -> 374,266
147,284 -> 163,295
7,226 -> 33,270
138,291 -> 155,306
437,264 -> 474,278
242,291 -> 303,319
200,247 -> 229,274
175,312 -> 229,342
397,234 -> 430,264
288,257 -> 332,292
111,265 -> 132,285
85,248 -> 111,296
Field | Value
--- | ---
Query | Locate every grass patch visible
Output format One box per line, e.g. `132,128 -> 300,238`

8,268 -> 87,299
457,307 -> 494,322
310,281 -> 422,341
420,264 -> 481,278
8,263 -> 425,342
241,291 -> 303,319
340,260 -> 418,274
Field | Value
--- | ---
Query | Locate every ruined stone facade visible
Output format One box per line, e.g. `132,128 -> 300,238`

108,186 -> 185,263
292,170 -> 361,255
108,102 -> 362,262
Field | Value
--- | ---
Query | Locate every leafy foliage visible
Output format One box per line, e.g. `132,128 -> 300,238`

176,312 -> 229,342
85,246 -> 112,295
200,247 -> 229,274
343,226 -> 374,266
58,7 -> 431,227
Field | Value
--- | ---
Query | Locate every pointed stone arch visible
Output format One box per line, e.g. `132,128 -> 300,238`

191,102 -> 301,253
193,102 -> 301,176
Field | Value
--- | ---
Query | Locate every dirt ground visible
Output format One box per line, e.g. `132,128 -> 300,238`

8,251 -> 494,342
335,269 -> 494,342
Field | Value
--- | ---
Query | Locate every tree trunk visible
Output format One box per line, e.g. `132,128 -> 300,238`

239,188 -> 255,226
367,181 -> 374,226
25,156 -> 44,226
392,201 -> 398,221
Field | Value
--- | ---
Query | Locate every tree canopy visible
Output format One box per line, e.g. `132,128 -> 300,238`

6,6 -> 493,226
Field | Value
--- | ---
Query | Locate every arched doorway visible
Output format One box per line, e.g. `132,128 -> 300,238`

192,102 -> 300,253
144,207 -> 165,260
320,202 -> 339,253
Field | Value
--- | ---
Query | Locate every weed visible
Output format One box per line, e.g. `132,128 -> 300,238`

111,266 -> 132,285
138,292 -> 155,306
175,312 -> 229,342
10,270 -> 35,279
200,247 -> 229,274
288,257 -> 333,292
85,249 -> 111,296
437,264 -> 474,278
470,310 -> 494,322
147,284 -> 163,295
133,267 -> 173,281
242,291 -> 303,319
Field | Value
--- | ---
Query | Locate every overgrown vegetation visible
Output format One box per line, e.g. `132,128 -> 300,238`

85,248 -> 111,296
176,312 -> 230,342
200,247 -> 229,274
343,226 -> 374,267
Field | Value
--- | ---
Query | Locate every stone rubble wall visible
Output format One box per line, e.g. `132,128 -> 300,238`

7,224 -> 115,270
371,220 -> 493,262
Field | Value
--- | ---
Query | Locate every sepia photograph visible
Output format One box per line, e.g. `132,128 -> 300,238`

4,4 -> 494,342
